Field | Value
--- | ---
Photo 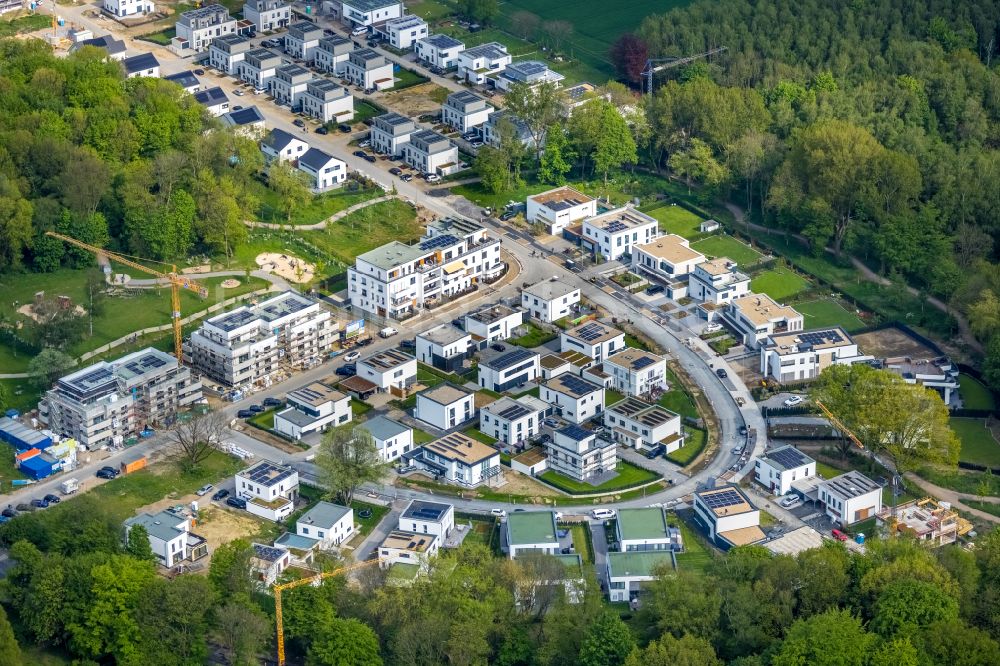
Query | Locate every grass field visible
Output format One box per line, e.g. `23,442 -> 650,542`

508,321 -> 557,348
673,514 -> 713,573
437,25 -> 537,58
794,299 -> 866,332
690,235 -> 762,266
665,428 -> 706,466
750,268 -> 810,301
951,418 -> 1000,467
306,199 -> 422,265
353,100 -> 384,125
538,460 -> 660,494
959,375 -> 995,411
0,13 -> 50,37
393,67 -> 430,89
249,180 -> 382,226
463,428 -> 498,445
644,205 -> 705,239
658,386 -> 698,420
137,27 -> 174,45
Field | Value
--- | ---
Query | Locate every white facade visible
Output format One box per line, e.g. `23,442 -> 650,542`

270,64 -> 312,110
251,544 -> 291,586
463,304 -> 524,343
369,112 -> 416,156
457,42 -> 510,84
522,279 -> 580,323
603,348 -> 668,397
581,206 -> 659,261
505,511 -> 559,559
296,501 -> 354,549
124,510 -> 192,568
314,35 -> 354,75
361,415 -> 414,462
175,5 -> 236,53
441,90 -> 493,133
415,383 -> 475,431
480,396 -> 542,447
297,148 -> 347,192
725,294 -> 804,349
412,432 -> 502,487
236,48 -> 283,92
492,60 -> 564,92
560,321 -> 625,362
273,382 -> 351,440
243,0 -> 290,33
526,187 -> 597,235
284,21 -> 324,63
378,530 -> 439,569
415,33 -> 464,69
399,499 -> 454,539
343,48 -> 394,90
260,128 -> 309,162
381,15 -> 427,50
416,324 -> 472,372
688,257 -> 751,305
606,551 -> 674,602
631,234 -> 705,293
478,348 -> 540,393
818,471 -> 883,527
123,53 -> 159,78
604,398 -> 684,453
357,349 -> 417,390
547,425 -> 617,481
236,460 -> 299,522
760,328 -> 868,383
754,445 -> 816,496
692,485 -> 764,549
615,508 -> 681,552
541,375 -> 604,424
104,0 -> 153,19
401,129 -> 459,175
301,78 -> 354,123
208,35 -> 251,75
341,0 -> 403,27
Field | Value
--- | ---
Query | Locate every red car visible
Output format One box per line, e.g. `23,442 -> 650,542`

831,528 -> 849,541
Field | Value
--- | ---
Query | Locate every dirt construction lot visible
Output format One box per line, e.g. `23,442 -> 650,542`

136,493 -> 267,559
382,83 -> 452,117
854,327 -> 938,361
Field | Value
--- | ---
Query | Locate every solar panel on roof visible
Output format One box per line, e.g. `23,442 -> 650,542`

493,348 -> 533,368
632,356 -> 655,370
700,488 -> 745,509
556,375 -> 597,396
768,447 -> 809,470
605,221 -> 627,233
419,234 -> 460,251
574,322 -> 606,342
497,403 -> 530,420
558,424 -> 592,441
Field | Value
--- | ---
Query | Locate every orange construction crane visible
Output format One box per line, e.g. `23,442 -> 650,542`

814,399 -> 865,451
274,558 -> 384,666
44,232 -> 208,361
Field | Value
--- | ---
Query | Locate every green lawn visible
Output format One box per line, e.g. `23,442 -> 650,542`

794,299 -> 866,332
438,26 -> 537,58
392,67 -> 430,89
306,199 -> 422,265
623,333 -> 652,352
965,501 -> 1000,518
658,388 -> 698,420
665,427 -> 706,466
454,513 -> 498,550
249,180 -> 381,226
352,100 -> 384,125
407,0 -> 453,21
644,205 -> 705,239
951,418 -> 1000,467
750,268 -> 810,301
351,499 -> 390,537
508,321 -> 557,348
959,375 -> 996,411
916,465 -> 995,496
462,428 -> 498,445
673,514 -> 714,574
137,27 -> 174,45
690,235 -> 763,266
605,389 -> 626,406
567,523 -> 594,564
816,460 -> 847,480
538,460 -> 660,494
0,13 -> 51,38
249,408 -> 277,430
412,428 -> 436,444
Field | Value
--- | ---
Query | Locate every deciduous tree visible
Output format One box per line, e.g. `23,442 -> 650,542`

168,410 -> 227,471
307,617 -> 383,666
578,609 -> 635,666
214,602 -> 269,666
28,348 -> 76,389
503,82 -> 564,163
317,427 -> 390,506
610,34 -> 648,84
770,609 -> 872,666
124,523 -> 155,562
624,634 -> 721,666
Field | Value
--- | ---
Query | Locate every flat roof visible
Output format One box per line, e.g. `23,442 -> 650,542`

381,529 -> 435,553
360,415 -> 410,442
698,256 -> 738,276
507,511 -> 558,546
356,240 -> 428,270
343,0 -> 400,10
764,526 -> 825,556
558,350 -> 592,367
418,382 -> 472,406
822,470 -> 881,500
466,303 -> 518,325
125,510 -> 185,542
114,348 -> 177,382
298,500 -> 351,528
418,323 -> 469,346
731,294 -> 802,327
287,382 -> 345,408
523,278 -> 578,301
768,327 -> 853,354
254,290 -> 316,321
758,445 -> 815,472
607,551 -> 673,579
360,349 -> 414,372
564,320 -> 623,345
583,206 -> 658,233
239,459 -> 296,487
423,431 -> 497,465
540,353 -> 570,370
607,397 -> 678,428
529,186 -> 594,211
337,374 -> 379,394
421,33 -> 464,49
605,347 -> 664,372
616,508 -> 669,542
719,525 -> 767,547
635,234 -> 704,265
402,499 -> 452,522
695,485 -> 755,517
512,447 -> 546,466
483,396 -> 537,421
460,42 -> 507,60
207,306 -> 258,332
480,346 -> 538,371
545,374 -> 601,399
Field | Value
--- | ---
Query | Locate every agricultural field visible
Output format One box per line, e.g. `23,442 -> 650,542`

750,267 -> 810,301
690,235 -> 763,266
794,299 -> 866,332
644,204 -> 705,239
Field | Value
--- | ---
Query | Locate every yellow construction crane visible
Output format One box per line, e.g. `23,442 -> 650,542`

814,399 -> 865,451
274,558 -> 384,666
44,232 -> 208,361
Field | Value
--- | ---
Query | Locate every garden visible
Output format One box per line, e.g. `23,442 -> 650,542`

690,235 -> 763,266
793,298 -> 867,332
750,267 -> 810,301
950,418 -> 1000,467
643,204 -> 706,239
538,460 -> 661,494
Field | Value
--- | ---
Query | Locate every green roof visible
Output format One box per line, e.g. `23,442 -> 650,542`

554,553 -> 583,574
607,551 -> 674,579
356,241 -> 428,271
616,508 -> 668,542
507,511 -> 558,546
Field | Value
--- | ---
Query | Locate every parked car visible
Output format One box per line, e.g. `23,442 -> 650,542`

389,167 -> 402,176
591,508 -> 616,520
425,173 -> 441,183
831,528 -> 849,541
262,397 -> 282,407
715,368 -> 728,379
293,118 -> 306,128
248,404 -> 264,413
232,89 -> 244,96
193,68 -> 205,75
196,484 -> 214,496
703,322 -> 723,334
339,123 -> 353,133
226,497 -> 247,509
335,363 -> 356,377
315,126 -> 329,135
96,467 -> 117,480
379,326 -> 398,338
783,395 -> 805,407
738,425 -> 749,437
539,433 -> 551,443
232,105 -> 244,111
400,338 -> 416,349
363,154 -> 377,163
356,336 -> 373,346
43,494 -> 60,504
400,173 -> 413,182
237,409 -> 254,418
1,507 -> 16,518
353,150 -> 367,158
490,508 -> 507,518
491,343 -> 506,352
499,210 -> 516,221
30,498 -> 50,509
645,284 -> 665,295
343,350 -> 361,363
470,140 -> 484,147
780,495 -> 802,508
212,488 -> 230,501
731,446 -> 743,455
645,444 -> 666,459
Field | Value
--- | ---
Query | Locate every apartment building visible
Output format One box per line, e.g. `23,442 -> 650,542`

370,112 -> 417,156
688,257 -> 751,305
724,294 -> 804,349
314,35 -> 354,75
379,15 -> 427,50
581,206 -> 659,261
208,34 -> 251,75
478,347 -> 540,392
547,424 -> 617,482
270,64 -> 312,109
175,5 -> 236,53
340,0 -> 403,28
243,0 -> 290,33
441,90 -> 493,133
415,323 -> 472,372
348,217 -> 502,319
185,291 -> 336,386
522,278 -> 580,323
463,304 -> 523,343
561,320 -> 625,362
457,42 -> 511,84
301,78 -> 354,123
760,327 -> 869,383
401,129 -> 459,175
343,48 -> 394,90
632,234 -> 705,298
236,48 -> 282,91
603,348 -> 667,397
541,374 -> 604,424
284,21 -> 323,63
416,33 -> 464,69
40,348 -> 202,450
480,396 -> 542,447
526,187 -> 597,235
492,60 -> 564,92
415,383 -> 475,430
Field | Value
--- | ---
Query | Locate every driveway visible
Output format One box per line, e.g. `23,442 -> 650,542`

589,519 -> 609,588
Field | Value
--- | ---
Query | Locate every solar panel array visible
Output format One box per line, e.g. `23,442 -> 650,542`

214,309 -> 257,332
67,367 -> 115,392
573,322 -> 607,342
491,347 -> 534,369
699,488 -> 746,511
767,447 -> 810,470
798,330 -> 844,346
258,293 -> 311,320
604,220 -> 627,233
514,61 -> 547,76
558,424 -> 592,441
554,374 -> 599,397
632,356 -> 655,370
122,353 -> 167,377
419,233 -> 460,251
253,544 -> 287,561
497,402 -> 531,421
404,501 -> 448,521
244,461 -> 295,487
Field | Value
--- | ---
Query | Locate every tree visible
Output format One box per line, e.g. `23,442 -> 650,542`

28,348 -> 76,389
208,539 -> 257,602
30,295 -> 88,350
870,579 -> 960,637
510,11 -> 540,40
593,101 -> 638,185
503,82 -> 564,163
794,543 -> 849,617
918,619 -> 1000,666
668,138 -> 727,196
136,576 -> 212,666
610,34 -> 648,84
456,0 -> 498,24
866,637 -> 919,666
726,130 -> 781,216
770,609 -> 872,666
268,161 -> 313,224
578,609 -> 635,666
542,20 -> 574,53
124,524 -> 155,562
538,129 -> 574,185
307,617 -> 383,666
317,427 -> 390,506
0,605 -> 21,666
645,569 -> 721,640
167,410 -> 226,471
214,603 -> 269,666
624,634 -> 721,666
0,175 -> 34,271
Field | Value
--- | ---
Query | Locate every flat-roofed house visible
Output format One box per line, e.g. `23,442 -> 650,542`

546,424 -> 617,481
441,90 -> 493,133
688,257 -> 751,306
526,187 -> 597,235
314,35 -> 354,75
522,278 -> 580,323
236,460 -> 299,522
270,63 -> 311,110
295,501 -> 354,548
478,347 -> 540,392
505,510 -> 559,558
615,507 -> 683,552
370,112 -> 417,156
754,445 -> 816,496
175,5 -> 237,53
580,206 -> 659,262
541,374 -> 604,424
603,397 -> 684,454
457,42 -> 511,85
463,304 -> 524,344
415,383 -> 475,431
357,349 -> 417,391
818,471 -> 882,527
416,323 -> 472,372
124,508 -> 208,568
724,294 -> 804,349
632,234 -> 705,299
415,33 -> 464,69
301,78 -> 354,123
606,551 -> 674,602
378,15 -> 427,50
760,327 -> 869,383
284,21 -> 323,63
493,59 -> 564,92
343,48 -> 394,91
273,382 -> 351,439
561,320 -> 625,362
406,431 -> 502,487
340,0 -> 403,28
243,0 -> 290,33
209,34 -> 251,75
401,129 -> 459,176
603,348 -> 667,397
378,529 -> 439,569
399,499 -> 454,538
480,396 -> 542,447
692,484 -> 765,550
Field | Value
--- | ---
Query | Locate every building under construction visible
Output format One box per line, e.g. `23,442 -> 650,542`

876,498 -> 973,547
39,347 -> 202,450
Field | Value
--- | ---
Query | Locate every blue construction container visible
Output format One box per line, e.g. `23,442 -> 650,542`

855,533 -> 866,545
0,417 -> 52,452
20,455 -> 54,480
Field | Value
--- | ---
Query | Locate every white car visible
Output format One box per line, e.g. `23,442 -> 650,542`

343,350 -> 360,363
704,322 -> 722,333
232,89 -> 244,96
591,508 -> 616,520
425,174 -> 441,183
554,511 -> 564,521
195,484 -> 214,496
780,495 -> 802,508
783,395 -> 805,407
490,508 -> 507,518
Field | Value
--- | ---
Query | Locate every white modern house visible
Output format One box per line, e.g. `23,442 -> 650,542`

260,128 -> 309,162
463,304 -> 524,343
415,33 -> 464,69
361,415 -> 413,462
541,374 -> 604,424
415,383 -> 476,431
295,501 -> 354,549
603,348 -> 667,397
122,53 -> 160,78
378,530 -> 439,569
399,499 -> 454,539
818,471 -> 883,527
343,48 -> 394,90
754,445 -> 816,496
724,294 -> 804,349
174,5 -> 236,53
237,48 -> 283,92
252,543 -> 291,585
526,187 -> 597,236
284,21 -> 324,63
236,460 -> 300,522
301,78 -> 354,123
124,509 -> 207,569
407,432 -> 503,487
220,106 -> 266,138
604,397 -> 684,454
441,90 -> 493,133
561,320 -> 625,362
163,70 -> 200,93
492,59 -> 564,92
760,327 -> 869,383
378,15 -> 427,50
416,324 -> 472,372
505,511 -> 560,558
615,508 -> 683,552
104,0 -> 153,18
478,347 -> 540,393
692,485 -> 765,550
632,234 -> 705,298
209,34 -> 251,75
546,424 -> 617,481
401,129 -> 459,176
522,279 -> 580,323
357,349 -> 417,391
297,148 -> 347,192
688,257 -> 751,305
480,396 -> 543,447
369,112 -> 417,156
273,382 -> 351,440
270,63 -> 312,109
243,0 -> 290,33
581,206 -> 659,262
314,35 -> 354,75
606,551 -> 674,602
340,0 -> 403,29
457,42 -> 511,85
194,86 -> 230,116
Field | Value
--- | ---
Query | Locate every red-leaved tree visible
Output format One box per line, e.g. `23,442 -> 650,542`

610,33 -> 649,84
